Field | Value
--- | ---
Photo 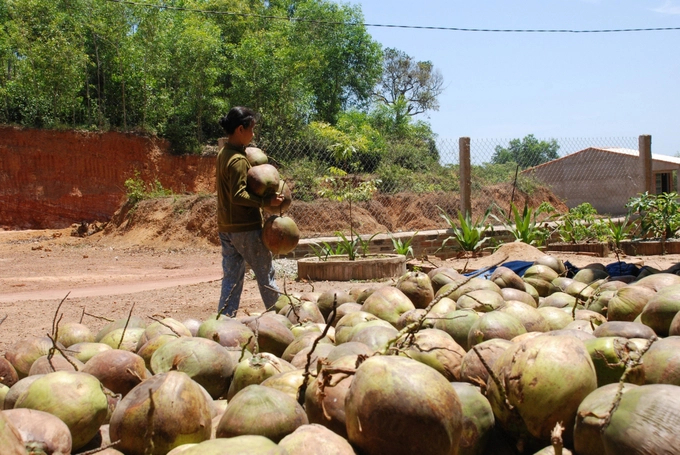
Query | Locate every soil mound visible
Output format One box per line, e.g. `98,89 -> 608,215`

102,184 -> 568,246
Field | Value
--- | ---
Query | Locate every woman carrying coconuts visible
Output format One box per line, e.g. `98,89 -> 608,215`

216,106 -> 284,317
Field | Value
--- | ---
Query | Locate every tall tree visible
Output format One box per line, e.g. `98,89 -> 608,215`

373,47 -> 444,125
491,134 -> 560,168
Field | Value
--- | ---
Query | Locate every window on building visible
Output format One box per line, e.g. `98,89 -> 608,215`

655,172 -> 673,194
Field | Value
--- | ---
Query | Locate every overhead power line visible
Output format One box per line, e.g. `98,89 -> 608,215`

105,0 -> 680,33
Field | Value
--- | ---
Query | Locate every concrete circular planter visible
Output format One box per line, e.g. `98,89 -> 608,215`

297,254 -> 407,281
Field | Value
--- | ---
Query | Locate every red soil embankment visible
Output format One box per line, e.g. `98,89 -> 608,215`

0,127 -> 216,229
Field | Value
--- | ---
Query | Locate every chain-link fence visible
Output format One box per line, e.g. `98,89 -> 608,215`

255,135 -> 657,237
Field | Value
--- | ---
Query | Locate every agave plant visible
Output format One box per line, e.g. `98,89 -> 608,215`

492,202 -> 555,246
438,207 -> 491,254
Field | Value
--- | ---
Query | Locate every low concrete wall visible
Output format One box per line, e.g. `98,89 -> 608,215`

282,227 -> 517,260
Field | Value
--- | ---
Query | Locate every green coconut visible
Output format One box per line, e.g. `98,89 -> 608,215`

217,384 -> 308,442
264,179 -> 292,215
316,289 -> 354,321
360,285 -> 416,327
0,357 -> 19,388
347,323 -> 398,352
436,277 -> 501,301
536,307 -> 574,331
490,266 -> 526,290
399,328 -> 466,381
168,435 -> 286,455
67,342 -> 113,363
82,349 -> 149,396
434,309 -> 480,351
279,299 -> 325,325
456,289 -> 505,312
345,355 -> 463,455
592,321 -> 657,339
602,384 -> 680,454
325,342 -> 373,363
279,423 -> 356,455
3,408 -> 72,455
633,272 -> 680,291
500,287 -> 538,307
670,311 -> 680,335
109,371 -> 212,455
573,268 -> 609,284
640,336 -> 680,385
524,277 -> 559,298
584,337 -> 645,387
5,336 -> 64,378
499,301 -> 550,333
467,311 -> 527,348
290,343 -> 334,370
13,371 -> 109,450
607,285 -> 656,322
304,355 -> 357,438
95,316 -> 147,342
539,292 -> 577,309
27,353 -> 83,375
99,327 -> 146,352
486,335 -> 597,445
0,412 -> 27,455
262,215 -> 300,255
640,284 -> 680,336
534,255 -> 566,275
524,264 -> 560,282
328,302 -> 362,327
136,317 -> 192,349
259,369 -> 307,402
396,271 -> 435,309
450,382 -> 495,455
428,296 -> 458,316
247,163 -> 280,197
396,309 -> 432,330
459,338 -> 513,385
281,332 -> 329,363
227,352 -> 295,400
136,334 -> 179,370
245,146 -> 268,166
564,280 -> 595,300
242,314 -> 295,358
573,382 -> 639,455
3,375 -> 43,410
334,311 -> 380,344
151,337 -> 235,399
56,322 -> 95,347
196,318 -> 255,350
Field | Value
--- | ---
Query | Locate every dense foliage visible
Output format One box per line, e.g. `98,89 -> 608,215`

0,0 -> 383,152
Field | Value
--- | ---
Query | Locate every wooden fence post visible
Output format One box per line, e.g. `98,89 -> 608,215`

639,134 -> 653,194
459,137 -> 471,216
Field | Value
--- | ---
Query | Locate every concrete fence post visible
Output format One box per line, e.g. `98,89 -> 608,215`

459,137 -> 472,216
639,134 -> 653,194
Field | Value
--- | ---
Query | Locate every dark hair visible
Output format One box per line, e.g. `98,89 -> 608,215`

219,106 -> 258,135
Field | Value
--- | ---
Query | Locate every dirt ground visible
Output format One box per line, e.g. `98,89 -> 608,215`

2,194 -> 680,356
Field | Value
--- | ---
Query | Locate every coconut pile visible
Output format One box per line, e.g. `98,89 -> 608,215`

2,250 -> 680,454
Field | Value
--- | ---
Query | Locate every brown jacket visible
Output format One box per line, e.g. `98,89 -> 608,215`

216,143 -> 266,232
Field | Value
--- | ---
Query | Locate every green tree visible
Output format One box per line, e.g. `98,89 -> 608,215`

291,1 -> 382,124
372,47 -> 444,126
491,134 -> 560,168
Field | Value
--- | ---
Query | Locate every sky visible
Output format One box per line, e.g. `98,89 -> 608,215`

351,0 -> 680,156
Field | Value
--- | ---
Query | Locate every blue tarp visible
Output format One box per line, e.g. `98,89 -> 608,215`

465,259 -> 641,279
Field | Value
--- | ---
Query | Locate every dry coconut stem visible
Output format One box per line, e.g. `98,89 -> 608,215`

601,335 -> 658,431
551,422 -> 565,455
297,294 -> 338,406
117,302 -> 136,350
